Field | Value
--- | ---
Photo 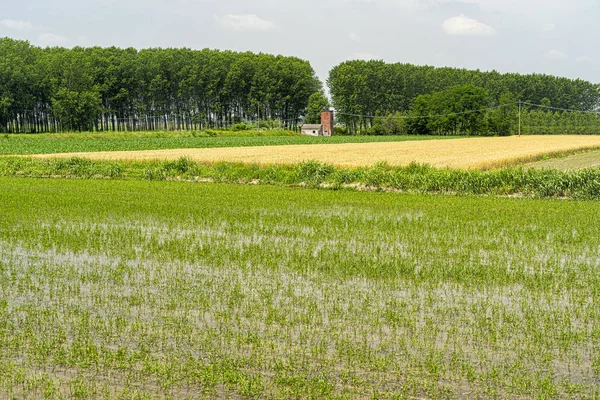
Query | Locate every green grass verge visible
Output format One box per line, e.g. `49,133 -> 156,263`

0,132 -> 457,155
2,156 -> 600,200
0,178 -> 599,398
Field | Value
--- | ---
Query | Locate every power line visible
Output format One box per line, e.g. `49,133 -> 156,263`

336,102 -> 519,120
521,102 -> 600,115
6,101 -> 600,133
334,101 -> 600,120
10,102 -> 598,123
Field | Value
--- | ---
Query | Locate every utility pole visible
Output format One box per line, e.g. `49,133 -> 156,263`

518,100 -> 521,137
257,104 -> 260,130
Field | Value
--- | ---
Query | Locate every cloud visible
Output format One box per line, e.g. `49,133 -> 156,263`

442,15 -> 496,36
0,18 -> 73,47
214,14 -> 275,32
38,33 -> 71,46
0,19 -> 33,31
545,49 -> 567,60
542,23 -> 555,32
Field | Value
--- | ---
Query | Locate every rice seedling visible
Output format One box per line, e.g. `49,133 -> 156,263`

0,178 -> 599,398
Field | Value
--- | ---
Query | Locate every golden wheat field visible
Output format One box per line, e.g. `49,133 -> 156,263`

34,135 -> 600,169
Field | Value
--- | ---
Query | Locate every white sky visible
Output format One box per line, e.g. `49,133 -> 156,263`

2,0 -> 599,92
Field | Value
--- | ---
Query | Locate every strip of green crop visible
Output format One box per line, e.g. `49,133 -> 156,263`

0,178 -> 599,398
0,134 -> 455,155
2,156 -> 600,200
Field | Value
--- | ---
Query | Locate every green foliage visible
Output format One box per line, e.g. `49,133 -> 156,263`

51,88 -> 103,132
407,85 -> 491,135
305,92 -> 330,124
333,126 -> 350,135
3,157 -> 600,200
230,123 -> 250,131
328,59 -> 600,134
374,112 -> 409,135
520,107 -> 600,135
295,160 -> 335,186
0,37 -> 322,133
486,93 -> 517,136
365,123 -> 387,135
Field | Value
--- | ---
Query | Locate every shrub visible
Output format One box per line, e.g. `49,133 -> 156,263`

231,123 -> 250,131
333,126 -> 349,136
364,124 -> 386,136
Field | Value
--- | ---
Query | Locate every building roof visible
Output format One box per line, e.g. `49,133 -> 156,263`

301,124 -> 322,130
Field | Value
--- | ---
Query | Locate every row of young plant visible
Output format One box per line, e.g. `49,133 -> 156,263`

0,133 -> 445,156
2,157 -> 600,199
1,178 -> 599,398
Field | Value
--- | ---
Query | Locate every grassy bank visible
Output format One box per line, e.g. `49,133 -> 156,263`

2,156 -> 600,200
0,178 -> 599,398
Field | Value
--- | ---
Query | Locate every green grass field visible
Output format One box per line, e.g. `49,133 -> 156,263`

1,178 -> 599,399
526,150 -> 600,170
0,132 -> 454,156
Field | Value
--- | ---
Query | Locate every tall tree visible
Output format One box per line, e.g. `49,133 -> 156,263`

328,60 -> 600,134
305,92 -> 330,124
0,38 -> 322,133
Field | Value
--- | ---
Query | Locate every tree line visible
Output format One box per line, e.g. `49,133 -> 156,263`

328,60 -> 600,135
0,37 -> 322,133
346,84 -> 600,136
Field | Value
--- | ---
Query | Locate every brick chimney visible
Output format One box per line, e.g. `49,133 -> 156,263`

321,110 -> 334,136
